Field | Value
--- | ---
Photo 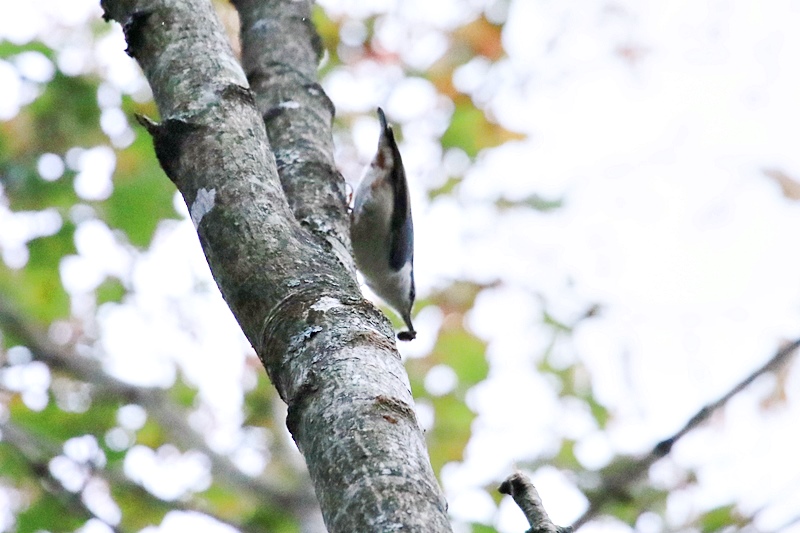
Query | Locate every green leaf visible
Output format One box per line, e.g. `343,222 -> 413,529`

102,126 -> 179,247
169,378 -> 198,409
496,194 -> 563,212
0,222 -> 75,323
441,100 -> 525,157
698,504 -> 739,532
428,394 -> 474,471
135,418 -> 168,449
11,393 -> 120,443
0,442 -> 33,480
16,491 -> 87,533
437,328 -> 488,387
96,276 -> 126,305
112,483 -> 172,530
311,5 -> 341,76
586,394 -> 610,429
0,41 -> 56,61
0,159 -> 77,212
553,438 -> 580,470
201,483 -> 256,517
27,73 -> 105,153
242,505 -> 300,533
604,499 -> 640,526
429,175 -> 462,200
243,373 -> 278,429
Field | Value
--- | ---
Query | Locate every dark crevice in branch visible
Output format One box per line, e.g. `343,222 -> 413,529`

122,10 -> 154,59
247,62 -> 318,86
135,114 -> 208,183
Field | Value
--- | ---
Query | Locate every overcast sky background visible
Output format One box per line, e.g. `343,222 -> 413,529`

2,1 -> 800,532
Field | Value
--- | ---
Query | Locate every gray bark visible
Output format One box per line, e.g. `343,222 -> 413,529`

100,0 -> 451,531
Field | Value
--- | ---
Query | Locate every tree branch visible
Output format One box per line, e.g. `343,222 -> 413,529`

233,0 -> 351,267
101,1 -> 451,530
500,472 -> 573,533
571,338 -> 800,529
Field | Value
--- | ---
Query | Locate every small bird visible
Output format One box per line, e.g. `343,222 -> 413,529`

350,108 -> 416,341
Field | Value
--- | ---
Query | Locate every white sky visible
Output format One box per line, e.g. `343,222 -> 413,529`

2,1 -> 800,532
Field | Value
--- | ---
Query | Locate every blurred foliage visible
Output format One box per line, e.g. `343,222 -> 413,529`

103,117 -> 178,247
9,395 -> 119,443
16,492 -> 87,533
0,2 -> 754,533
697,504 -> 746,533
442,98 -> 525,158
0,221 -> 74,322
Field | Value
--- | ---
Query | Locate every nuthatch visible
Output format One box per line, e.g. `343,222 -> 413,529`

350,108 -> 417,341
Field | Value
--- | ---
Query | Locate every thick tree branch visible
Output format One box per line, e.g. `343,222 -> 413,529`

101,1 -> 450,530
233,0 -> 350,266
571,338 -> 800,529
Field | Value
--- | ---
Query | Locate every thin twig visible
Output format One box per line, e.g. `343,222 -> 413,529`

570,338 -> 800,529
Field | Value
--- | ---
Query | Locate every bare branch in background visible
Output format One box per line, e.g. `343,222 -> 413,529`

571,338 -> 800,529
0,296 -> 315,514
1,422 -> 125,533
0,420 -> 265,533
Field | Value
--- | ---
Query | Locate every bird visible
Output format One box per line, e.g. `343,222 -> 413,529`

350,108 -> 417,341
